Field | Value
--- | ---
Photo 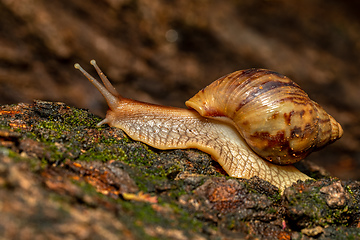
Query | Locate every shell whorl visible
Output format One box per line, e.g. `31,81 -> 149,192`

186,69 -> 343,165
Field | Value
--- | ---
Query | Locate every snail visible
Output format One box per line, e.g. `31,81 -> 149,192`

74,60 -> 343,191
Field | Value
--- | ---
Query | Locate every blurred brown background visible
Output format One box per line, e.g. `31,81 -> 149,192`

0,0 -> 359,180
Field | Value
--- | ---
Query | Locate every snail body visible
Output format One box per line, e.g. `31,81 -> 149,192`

74,60 -> 343,190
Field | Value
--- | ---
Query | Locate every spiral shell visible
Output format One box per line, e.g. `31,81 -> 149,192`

186,69 -> 343,165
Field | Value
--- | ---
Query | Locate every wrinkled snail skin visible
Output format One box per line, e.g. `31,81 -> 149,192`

74,60 -> 342,191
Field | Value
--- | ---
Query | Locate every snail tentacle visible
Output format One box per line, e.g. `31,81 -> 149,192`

90,60 -> 120,97
75,62 -> 120,110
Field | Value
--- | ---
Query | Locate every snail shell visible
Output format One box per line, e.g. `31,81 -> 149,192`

186,69 -> 343,165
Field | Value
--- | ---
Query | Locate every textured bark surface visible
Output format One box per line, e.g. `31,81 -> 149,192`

0,101 -> 359,239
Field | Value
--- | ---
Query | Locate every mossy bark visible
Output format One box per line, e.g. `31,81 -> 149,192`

0,100 -> 359,239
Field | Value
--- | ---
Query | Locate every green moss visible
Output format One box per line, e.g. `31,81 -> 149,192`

346,185 -> 354,195
1,104 -> 210,234
267,207 -> 278,214
78,146 -> 127,162
123,145 -> 156,165
1,147 -> 46,171
119,198 -> 205,237
175,207 -> 204,230
25,131 -> 38,140
0,124 -> 11,130
66,177 -> 206,239
63,108 -> 101,128
286,182 -> 357,228
1,104 -> 184,183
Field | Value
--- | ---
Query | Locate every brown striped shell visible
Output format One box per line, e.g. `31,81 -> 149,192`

185,69 -> 343,165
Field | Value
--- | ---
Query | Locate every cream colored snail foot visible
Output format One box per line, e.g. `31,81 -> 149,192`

74,60 -> 343,191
